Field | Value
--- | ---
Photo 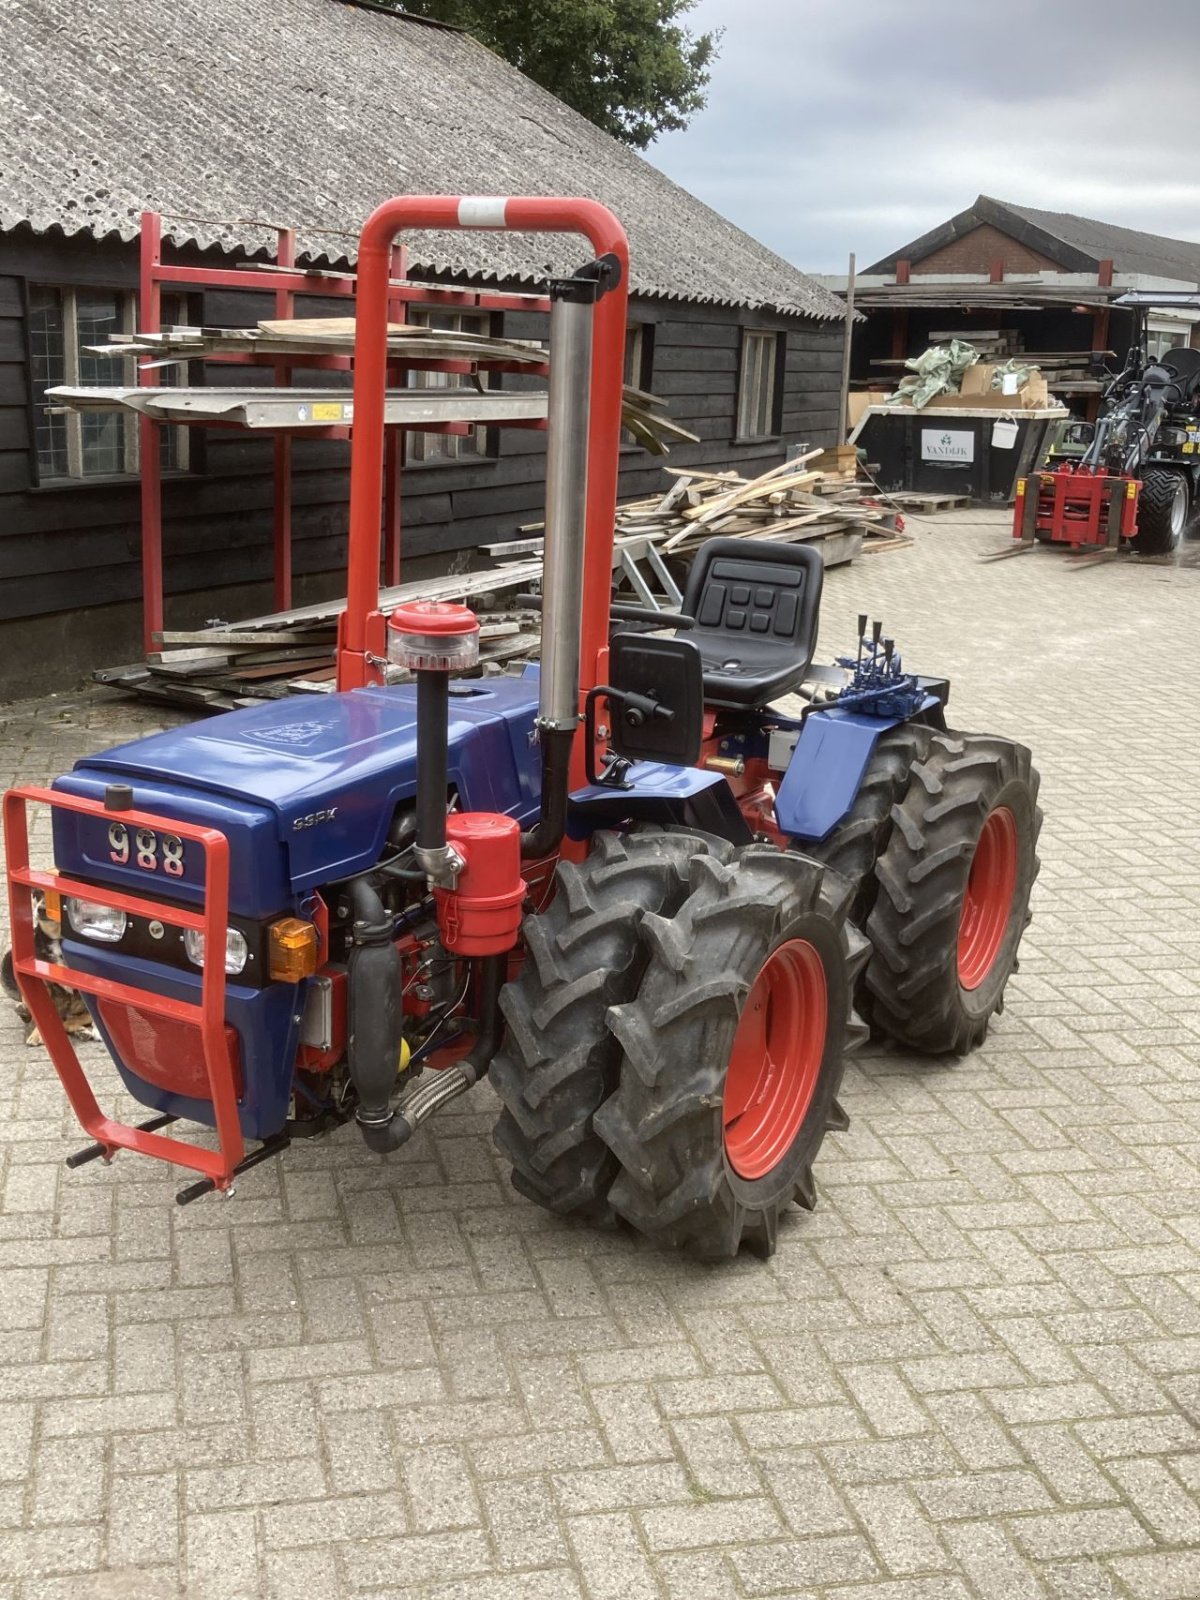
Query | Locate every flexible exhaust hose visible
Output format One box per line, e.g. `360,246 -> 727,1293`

356,952 -> 506,1155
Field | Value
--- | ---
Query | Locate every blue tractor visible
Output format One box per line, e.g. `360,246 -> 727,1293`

4,197 -> 1041,1258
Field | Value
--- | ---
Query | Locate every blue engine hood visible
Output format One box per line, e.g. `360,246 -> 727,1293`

63,676 -> 542,902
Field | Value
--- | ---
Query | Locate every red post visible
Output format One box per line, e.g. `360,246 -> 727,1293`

382,244 -> 406,590
138,212 -> 163,655
273,228 -> 296,611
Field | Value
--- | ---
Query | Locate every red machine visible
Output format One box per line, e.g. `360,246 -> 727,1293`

1012,464 -> 1141,549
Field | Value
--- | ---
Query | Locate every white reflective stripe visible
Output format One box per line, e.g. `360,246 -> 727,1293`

457,196 -> 508,228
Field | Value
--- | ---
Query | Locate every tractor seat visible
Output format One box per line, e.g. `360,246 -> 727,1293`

680,537 -> 823,710
1156,347 -> 1200,402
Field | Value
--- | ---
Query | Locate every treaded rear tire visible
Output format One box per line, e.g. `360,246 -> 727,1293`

491,827 -> 731,1222
801,724 -> 933,927
594,847 -> 868,1260
865,730 -> 1041,1055
1135,469 -> 1188,555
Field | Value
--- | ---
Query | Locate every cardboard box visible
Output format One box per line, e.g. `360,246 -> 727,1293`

960,362 -> 998,396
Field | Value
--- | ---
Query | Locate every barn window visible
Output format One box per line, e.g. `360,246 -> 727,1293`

736,329 -> 782,439
28,285 -> 188,482
622,321 -> 655,444
406,307 -> 494,463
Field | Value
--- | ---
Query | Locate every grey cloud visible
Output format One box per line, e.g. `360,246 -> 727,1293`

649,0 -> 1200,271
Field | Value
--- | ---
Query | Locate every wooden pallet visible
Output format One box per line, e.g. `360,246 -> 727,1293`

890,492 -> 973,513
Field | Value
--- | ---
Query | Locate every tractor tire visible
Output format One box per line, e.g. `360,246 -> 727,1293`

1135,469 -> 1188,555
593,847 -> 869,1260
491,827 -> 731,1222
864,731 -> 1041,1056
801,723 -> 934,927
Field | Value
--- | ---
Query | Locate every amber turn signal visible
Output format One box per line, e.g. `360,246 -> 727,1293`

41,886 -> 62,926
268,917 -> 319,982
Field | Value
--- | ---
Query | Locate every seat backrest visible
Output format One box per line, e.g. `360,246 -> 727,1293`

1157,347 -> 1200,401
681,540 -> 825,704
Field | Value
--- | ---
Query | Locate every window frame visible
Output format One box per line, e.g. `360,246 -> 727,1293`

735,327 -> 785,442
620,319 -> 657,449
403,304 -> 499,467
24,281 -> 191,489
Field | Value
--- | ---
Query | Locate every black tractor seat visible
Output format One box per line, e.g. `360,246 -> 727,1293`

1151,346 -> 1200,404
680,537 -> 823,710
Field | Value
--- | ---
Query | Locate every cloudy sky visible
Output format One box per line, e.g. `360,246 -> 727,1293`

648,0 -> 1200,274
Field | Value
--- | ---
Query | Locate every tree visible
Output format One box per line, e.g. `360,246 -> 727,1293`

393,0 -> 720,148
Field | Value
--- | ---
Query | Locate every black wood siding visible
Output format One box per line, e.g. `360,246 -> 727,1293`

0,226 -> 842,652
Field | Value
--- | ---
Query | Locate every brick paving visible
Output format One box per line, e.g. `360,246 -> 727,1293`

2,509 -> 1200,1598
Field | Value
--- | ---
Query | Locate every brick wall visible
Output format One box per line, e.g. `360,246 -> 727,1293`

913,222 -> 1060,275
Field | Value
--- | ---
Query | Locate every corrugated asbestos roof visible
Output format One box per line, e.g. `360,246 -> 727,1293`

867,194 -> 1200,284
0,0 -> 844,320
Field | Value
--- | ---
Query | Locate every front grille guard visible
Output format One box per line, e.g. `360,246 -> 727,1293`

3,786 -> 245,1187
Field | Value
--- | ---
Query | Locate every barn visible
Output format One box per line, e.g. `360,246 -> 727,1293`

0,0 -> 847,698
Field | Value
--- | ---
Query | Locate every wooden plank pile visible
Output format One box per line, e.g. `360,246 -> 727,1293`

95,452 -> 907,712
608,446 -> 893,555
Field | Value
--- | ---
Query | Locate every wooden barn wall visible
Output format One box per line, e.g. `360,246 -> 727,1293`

0,226 -> 842,690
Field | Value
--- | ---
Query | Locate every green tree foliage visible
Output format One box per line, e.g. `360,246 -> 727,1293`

393,0 -> 720,148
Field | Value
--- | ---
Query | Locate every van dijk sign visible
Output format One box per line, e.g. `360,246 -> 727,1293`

921,429 -> 975,464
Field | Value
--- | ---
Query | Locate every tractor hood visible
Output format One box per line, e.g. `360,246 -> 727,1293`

55,677 -> 542,912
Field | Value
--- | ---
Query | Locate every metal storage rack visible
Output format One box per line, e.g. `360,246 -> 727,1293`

132,209 -> 552,653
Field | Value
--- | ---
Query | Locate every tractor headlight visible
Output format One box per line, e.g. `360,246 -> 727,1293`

1158,427 -> 1187,446
183,926 -> 249,975
65,898 -> 127,943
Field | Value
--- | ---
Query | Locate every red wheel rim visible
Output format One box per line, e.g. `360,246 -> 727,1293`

957,805 -> 1019,990
723,939 -> 827,1181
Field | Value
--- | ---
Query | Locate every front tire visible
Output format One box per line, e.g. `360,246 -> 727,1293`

594,847 -> 868,1260
1135,469 -> 1188,555
865,731 -> 1041,1055
490,828 -> 729,1221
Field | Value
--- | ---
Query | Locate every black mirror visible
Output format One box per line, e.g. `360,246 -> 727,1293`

606,632 -> 703,768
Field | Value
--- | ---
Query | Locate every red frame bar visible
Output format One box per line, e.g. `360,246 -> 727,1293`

3,787 -> 245,1185
338,196 -> 630,767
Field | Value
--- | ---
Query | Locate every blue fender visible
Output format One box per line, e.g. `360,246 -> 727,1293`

567,762 -> 753,845
776,706 -> 906,843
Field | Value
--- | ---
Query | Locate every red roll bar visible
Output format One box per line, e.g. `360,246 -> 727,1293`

337,195 -> 630,736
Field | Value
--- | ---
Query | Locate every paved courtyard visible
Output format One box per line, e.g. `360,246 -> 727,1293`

3,509 -> 1200,1600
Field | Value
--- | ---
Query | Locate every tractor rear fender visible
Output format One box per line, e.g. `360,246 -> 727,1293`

566,763 -> 753,847
779,696 -> 946,846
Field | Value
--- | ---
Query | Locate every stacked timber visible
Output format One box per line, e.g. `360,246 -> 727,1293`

608,447 -> 887,555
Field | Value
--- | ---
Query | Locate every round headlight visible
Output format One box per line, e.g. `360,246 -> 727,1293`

183,926 -> 249,975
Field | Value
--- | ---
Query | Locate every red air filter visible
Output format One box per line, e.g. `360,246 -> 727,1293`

434,813 -> 526,956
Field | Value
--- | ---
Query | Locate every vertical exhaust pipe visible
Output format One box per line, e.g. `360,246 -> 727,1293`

522,256 -> 620,859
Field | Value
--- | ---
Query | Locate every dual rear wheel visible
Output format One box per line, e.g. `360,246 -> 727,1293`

491,835 -> 865,1259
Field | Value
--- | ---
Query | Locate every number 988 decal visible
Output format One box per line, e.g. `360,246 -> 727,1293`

108,822 -> 185,877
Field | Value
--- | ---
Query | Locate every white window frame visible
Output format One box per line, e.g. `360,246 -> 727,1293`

30,285 -> 189,483
737,329 -> 780,440
405,306 -> 493,464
